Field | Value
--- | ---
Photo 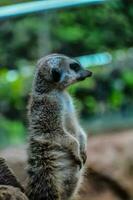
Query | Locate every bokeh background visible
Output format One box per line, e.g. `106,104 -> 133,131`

0,0 -> 133,200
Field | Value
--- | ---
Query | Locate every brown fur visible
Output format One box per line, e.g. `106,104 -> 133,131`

26,54 -> 92,200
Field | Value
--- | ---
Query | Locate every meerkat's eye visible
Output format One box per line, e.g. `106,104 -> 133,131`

51,68 -> 61,82
70,63 -> 81,72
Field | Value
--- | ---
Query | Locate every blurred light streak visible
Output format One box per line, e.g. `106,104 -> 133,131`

77,52 -> 112,68
0,0 -> 107,19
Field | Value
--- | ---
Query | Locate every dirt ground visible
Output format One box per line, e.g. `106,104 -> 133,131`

1,129 -> 133,200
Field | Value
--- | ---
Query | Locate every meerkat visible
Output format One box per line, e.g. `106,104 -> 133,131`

26,53 -> 92,200
0,157 -> 28,200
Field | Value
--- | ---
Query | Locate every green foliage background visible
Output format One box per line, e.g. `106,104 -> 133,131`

0,0 -> 133,147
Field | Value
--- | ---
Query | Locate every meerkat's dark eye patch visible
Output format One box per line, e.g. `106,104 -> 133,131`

51,68 -> 61,82
70,63 -> 81,72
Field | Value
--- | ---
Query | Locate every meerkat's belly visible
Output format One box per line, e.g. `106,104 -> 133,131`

54,149 -> 81,200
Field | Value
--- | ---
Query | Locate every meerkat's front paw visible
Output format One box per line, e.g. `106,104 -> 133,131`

80,150 -> 87,165
61,133 -> 83,169
73,151 -> 83,170
70,139 -> 83,169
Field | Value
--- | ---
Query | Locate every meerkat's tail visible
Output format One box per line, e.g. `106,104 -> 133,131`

0,157 -> 24,192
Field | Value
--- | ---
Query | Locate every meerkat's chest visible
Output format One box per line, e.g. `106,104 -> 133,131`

59,93 -> 74,115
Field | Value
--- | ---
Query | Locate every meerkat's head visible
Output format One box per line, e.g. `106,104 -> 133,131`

34,53 -> 92,92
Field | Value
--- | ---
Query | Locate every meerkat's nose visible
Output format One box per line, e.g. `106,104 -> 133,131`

51,68 -> 61,82
77,70 -> 92,81
86,70 -> 92,77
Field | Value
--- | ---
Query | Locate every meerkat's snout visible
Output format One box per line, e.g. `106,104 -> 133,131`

69,61 -> 92,81
77,69 -> 92,81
